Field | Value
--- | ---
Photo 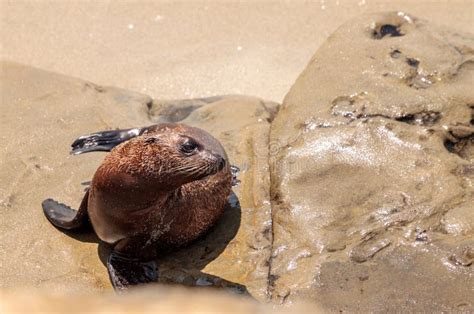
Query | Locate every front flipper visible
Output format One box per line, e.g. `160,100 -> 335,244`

107,251 -> 158,291
71,127 -> 147,155
42,190 -> 89,230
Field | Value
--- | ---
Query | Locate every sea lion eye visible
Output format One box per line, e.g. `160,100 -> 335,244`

181,139 -> 199,155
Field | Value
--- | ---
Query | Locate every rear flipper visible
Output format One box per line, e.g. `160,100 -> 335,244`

42,190 -> 89,230
107,251 -> 158,291
71,127 -> 147,155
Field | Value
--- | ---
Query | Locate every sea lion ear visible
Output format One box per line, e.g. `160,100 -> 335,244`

144,136 -> 160,144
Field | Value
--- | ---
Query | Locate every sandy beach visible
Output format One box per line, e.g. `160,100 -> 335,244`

1,1 -> 473,312
1,1 -> 473,102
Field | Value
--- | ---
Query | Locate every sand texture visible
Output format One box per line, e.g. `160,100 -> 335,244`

1,3 -> 474,313
1,1 -> 473,102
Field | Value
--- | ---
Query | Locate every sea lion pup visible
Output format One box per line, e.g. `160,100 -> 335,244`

42,123 -> 239,290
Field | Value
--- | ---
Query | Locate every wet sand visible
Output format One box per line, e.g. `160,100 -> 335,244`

1,1 -> 473,312
1,1 -> 473,102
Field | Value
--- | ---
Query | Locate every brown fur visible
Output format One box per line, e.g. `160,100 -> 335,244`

87,123 -> 232,256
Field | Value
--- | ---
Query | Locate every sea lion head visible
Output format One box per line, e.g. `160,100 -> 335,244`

106,127 -> 228,188
142,131 -> 226,180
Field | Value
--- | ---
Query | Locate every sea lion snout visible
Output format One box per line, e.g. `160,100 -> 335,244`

206,150 -> 226,171
201,151 -> 226,173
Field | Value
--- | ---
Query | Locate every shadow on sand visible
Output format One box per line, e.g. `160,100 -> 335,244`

55,191 -> 248,295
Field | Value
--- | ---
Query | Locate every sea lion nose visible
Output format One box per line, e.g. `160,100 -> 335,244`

218,157 -> 226,171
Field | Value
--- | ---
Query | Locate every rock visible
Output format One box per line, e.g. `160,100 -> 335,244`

0,61 -> 278,301
0,61 -> 151,292
0,285 -> 323,313
149,95 -> 278,300
2,10 -> 473,312
269,12 -> 473,311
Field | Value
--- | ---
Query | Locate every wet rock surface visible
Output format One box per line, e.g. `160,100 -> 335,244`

0,62 -> 276,301
1,11 -> 473,312
0,62 -> 151,292
269,12 -> 473,311
150,95 -> 278,300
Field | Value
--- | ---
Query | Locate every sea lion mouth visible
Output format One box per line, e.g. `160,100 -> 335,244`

172,154 -> 225,181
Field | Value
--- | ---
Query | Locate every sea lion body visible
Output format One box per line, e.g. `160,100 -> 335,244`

89,124 -> 231,247
42,123 -> 233,289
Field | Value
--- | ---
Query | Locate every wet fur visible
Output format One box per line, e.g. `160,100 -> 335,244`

43,123 -> 232,289
87,123 -> 232,251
